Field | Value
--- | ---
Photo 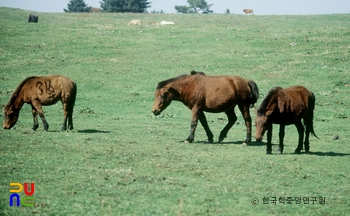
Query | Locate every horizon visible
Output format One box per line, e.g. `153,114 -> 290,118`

0,0 -> 349,15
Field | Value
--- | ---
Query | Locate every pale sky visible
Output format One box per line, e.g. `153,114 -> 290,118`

0,0 -> 349,15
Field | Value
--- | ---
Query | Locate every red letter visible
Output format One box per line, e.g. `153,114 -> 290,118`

24,182 -> 35,196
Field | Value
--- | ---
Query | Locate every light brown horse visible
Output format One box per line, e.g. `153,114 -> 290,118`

152,71 -> 259,144
243,9 -> 253,15
255,86 -> 318,154
3,76 -> 77,131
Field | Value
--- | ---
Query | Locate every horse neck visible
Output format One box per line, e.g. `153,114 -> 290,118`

10,89 -> 25,111
169,76 -> 195,101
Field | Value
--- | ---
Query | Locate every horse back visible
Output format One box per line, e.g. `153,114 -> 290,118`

22,76 -> 75,105
193,75 -> 253,111
279,86 -> 315,116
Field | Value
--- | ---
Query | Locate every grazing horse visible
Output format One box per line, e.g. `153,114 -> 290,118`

128,19 -> 141,26
3,76 -> 77,131
243,9 -> 253,15
255,86 -> 318,154
152,71 -> 259,144
28,13 -> 38,23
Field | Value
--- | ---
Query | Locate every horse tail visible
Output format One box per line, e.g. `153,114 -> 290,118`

248,80 -> 259,106
68,82 -> 77,113
308,92 -> 319,139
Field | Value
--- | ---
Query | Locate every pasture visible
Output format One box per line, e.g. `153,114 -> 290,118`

0,7 -> 349,215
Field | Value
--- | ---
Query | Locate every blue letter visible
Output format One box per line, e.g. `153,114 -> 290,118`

9,193 -> 20,206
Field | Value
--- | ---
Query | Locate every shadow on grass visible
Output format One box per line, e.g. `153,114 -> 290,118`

77,129 -> 111,134
281,151 -> 350,156
306,151 -> 350,157
176,140 -> 265,146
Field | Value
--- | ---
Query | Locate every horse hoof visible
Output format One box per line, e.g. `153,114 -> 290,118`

266,151 -> 272,154
206,139 -> 213,144
242,142 -> 248,146
277,151 -> 283,154
294,150 -> 301,154
185,139 -> 194,144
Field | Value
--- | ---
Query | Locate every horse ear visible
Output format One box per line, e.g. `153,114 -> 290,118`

168,87 -> 179,97
266,110 -> 273,116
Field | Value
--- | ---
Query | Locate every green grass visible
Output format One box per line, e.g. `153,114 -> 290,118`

0,8 -> 349,215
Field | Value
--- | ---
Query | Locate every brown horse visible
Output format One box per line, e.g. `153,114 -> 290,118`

152,71 -> 259,144
255,86 -> 318,154
3,76 -> 77,131
243,9 -> 253,15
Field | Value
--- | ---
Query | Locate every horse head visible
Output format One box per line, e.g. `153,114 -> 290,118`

3,105 -> 19,129
255,113 -> 269,142
152,87 -> 178,116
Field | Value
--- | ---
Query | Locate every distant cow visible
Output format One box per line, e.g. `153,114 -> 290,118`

243,9 -> 253,15
128,19 -> 141,26
160,21 -> 175,25
28,13 -> 38,23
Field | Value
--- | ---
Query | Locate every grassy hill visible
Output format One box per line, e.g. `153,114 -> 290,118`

0,7 -> 349,215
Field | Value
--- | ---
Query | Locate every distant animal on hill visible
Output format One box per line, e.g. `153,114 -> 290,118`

90,7 -> 101,13
255,86 -> 319,154
3,76 -> 77,131
152,71 -> 259,144
160,21 -> 175,25
28,13 -> 38,23
128,19 -> 141,26
243,9 -> 253,15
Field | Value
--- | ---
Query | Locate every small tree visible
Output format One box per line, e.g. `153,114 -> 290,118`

175,0 -> 213,14
100,0 -> 151,13
64,0 -> 92,12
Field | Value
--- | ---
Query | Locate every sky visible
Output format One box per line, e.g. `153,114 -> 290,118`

0,0 -> 349,15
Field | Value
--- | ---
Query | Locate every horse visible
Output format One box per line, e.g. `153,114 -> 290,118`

128,19 -> 141,26
160,21 -> 175,25
152,71 -> 259,144
255,86 -> 319,154
3,76 -> 77,131
28,13 -> 38,23
243,9 -> 253,15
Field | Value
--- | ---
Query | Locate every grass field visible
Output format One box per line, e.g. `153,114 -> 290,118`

0,7 -> 349,215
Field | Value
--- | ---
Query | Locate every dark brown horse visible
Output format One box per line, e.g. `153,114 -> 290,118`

255,86 -> 318,154
152,71 -> 259,144
3,76 -> 77,131
28,13 -> 38,23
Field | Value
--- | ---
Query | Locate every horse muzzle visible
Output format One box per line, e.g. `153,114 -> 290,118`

3,124 -> 11,129
255,137 -> 262,142
152,109 -> 161,116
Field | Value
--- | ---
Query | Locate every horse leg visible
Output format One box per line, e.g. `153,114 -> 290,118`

238,104 -> 252,145
61,102 -> 68,131
198,111 -> 214,143
31,105 -> 39,130
304,118 -> 311,153
266,124 -> 273,154
294,120 -> 304,153
32,100 -> 49,131
67,108 -> 73,130
185,107 -> 199,143
218,108 -> 237,143
277,124 -> 285,154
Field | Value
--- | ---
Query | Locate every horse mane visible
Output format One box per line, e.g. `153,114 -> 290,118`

257,87 -> 281,115
156,71 -> 205,89
5,76 -> 37,109
190,70 -> 206,76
